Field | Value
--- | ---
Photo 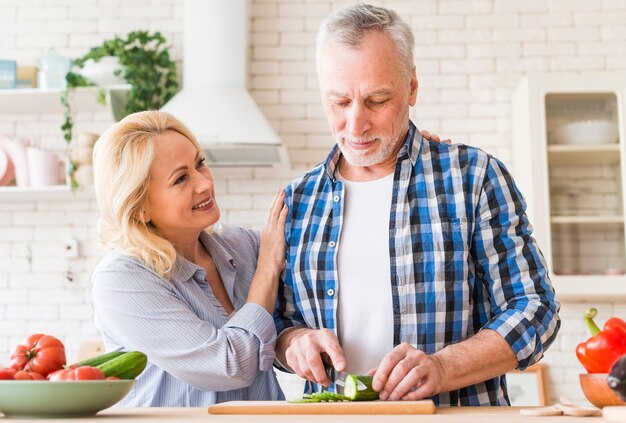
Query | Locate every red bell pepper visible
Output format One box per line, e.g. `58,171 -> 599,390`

576,308 -> 626,373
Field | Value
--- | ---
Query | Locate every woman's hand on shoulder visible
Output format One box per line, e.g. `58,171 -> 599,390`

258,189 -> 288,275
421,129 -> 451,144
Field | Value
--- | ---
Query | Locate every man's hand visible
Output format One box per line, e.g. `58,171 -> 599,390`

279,328 -> 346,387
420,129 -> 451,144
372,342 -> 446,401
372,331 -> 518,401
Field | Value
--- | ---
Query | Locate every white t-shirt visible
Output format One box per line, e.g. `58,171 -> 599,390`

336,171 -> 394,375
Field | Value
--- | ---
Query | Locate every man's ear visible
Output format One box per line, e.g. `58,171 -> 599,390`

409,66 -> 418,106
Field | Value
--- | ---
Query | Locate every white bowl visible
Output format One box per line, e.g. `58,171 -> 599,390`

553,120 -> 619,145
78,56 -> 125,86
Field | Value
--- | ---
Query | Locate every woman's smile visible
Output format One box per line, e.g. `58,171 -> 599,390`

192,197 -> 214,212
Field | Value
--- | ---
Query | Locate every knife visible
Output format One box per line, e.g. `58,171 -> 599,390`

323,362 -> 368,394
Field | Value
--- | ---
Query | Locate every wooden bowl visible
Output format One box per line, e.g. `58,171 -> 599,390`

580,373 -> 626,408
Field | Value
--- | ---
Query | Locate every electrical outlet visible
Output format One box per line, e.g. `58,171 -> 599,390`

64,238 -> 79,259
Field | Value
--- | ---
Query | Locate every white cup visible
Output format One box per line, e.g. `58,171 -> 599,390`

27,147 -> 61,187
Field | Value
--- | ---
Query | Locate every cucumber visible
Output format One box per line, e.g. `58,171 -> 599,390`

71,351 -> 126,368
288,374 -> 378,403
96,351 -> 147,379
287,397 -> 322,403
314,391 -> 349,401
344,375 -> 379,401
287,391 -> 350,403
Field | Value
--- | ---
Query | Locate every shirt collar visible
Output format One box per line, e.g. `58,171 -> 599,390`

400,120 -> 422,166
168,230 -> 236,284
323,120 -> 422,180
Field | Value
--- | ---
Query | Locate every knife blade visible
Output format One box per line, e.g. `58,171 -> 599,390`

323,363 -> 368,393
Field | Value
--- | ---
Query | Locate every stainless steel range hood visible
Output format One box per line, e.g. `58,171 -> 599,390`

160,0 -> 289,168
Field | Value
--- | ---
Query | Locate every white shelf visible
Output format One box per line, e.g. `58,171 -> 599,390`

551,215 -> 624,224
552,275 -> 626,300
0,85 -> 130,114
0,185 -> 94,201
547,144 -> 621,166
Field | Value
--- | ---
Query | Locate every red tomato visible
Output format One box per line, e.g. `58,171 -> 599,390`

0,367 -> 17,380
14,370 -> 46,380
48,366 -> 106,381
9,334 -> 66,377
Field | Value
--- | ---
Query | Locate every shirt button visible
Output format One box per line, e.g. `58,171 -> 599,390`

327,288 -> 335,296
333,195 -> 340,202
329,241 -> 336,248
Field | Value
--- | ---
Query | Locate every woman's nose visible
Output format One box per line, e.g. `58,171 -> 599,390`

194,172 -> 213,193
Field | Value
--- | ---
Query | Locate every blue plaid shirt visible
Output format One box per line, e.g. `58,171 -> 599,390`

275,121 -> 560,406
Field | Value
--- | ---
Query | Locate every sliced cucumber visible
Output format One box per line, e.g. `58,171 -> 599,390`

289,374 -> 378,403
344,375 -> 379,401
287,397 -> 322,403
287,391 -> 349,403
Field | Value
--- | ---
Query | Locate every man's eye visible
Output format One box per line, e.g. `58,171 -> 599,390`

369,99 -> 388,106
334,100 -> 350,107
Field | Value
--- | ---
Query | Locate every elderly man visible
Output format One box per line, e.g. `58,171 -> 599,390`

275,3 -> 560,407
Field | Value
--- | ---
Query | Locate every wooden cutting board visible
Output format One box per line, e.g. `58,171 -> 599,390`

208,400 -> 436,415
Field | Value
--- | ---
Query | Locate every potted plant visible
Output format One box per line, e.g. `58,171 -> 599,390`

61,30 -> 179,189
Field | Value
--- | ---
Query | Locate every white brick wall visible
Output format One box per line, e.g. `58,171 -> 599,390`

2,0 -> 626,404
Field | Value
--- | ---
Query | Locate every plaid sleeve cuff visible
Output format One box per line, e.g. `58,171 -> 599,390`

483,309 -> 542,370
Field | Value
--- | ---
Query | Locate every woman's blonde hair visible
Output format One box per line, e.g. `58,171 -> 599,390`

93,110 -> 202,278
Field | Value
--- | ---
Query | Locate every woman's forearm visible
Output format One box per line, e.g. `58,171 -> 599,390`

246,265 -> 280,313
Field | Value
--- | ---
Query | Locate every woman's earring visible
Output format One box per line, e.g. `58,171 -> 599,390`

140,210 -> 150,223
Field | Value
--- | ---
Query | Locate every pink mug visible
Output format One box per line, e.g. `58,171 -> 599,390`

1,137 -> 29,187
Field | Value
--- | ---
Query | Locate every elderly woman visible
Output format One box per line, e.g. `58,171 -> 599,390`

91,110 -> 287,406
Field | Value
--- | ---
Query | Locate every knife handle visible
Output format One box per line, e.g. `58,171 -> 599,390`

321,352 -> 335,381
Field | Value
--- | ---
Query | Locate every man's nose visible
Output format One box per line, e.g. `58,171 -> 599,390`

346,103 -> 370,137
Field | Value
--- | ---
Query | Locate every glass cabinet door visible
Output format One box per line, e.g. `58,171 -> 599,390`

544,93 -> 624,276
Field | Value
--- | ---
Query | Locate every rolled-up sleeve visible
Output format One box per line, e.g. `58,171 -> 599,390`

92,259 -> 276,392
227,303 -> 276,371
472,156 -> 561,370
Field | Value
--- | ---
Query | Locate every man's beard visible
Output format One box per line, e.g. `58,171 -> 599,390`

336,128 -> 403,167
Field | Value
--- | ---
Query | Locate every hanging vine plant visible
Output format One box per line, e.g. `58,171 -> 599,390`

62,31 -> 179,189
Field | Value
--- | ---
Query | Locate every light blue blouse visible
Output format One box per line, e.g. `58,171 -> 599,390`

91,224 -> 284,406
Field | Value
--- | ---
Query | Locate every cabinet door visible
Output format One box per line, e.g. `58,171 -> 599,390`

545,93 -> 624,277
513,73 -> 626,300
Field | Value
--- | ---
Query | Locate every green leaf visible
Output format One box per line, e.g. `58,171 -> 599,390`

59,29 -> 179,190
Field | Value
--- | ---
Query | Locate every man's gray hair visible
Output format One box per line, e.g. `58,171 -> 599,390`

316,3 -> 415,79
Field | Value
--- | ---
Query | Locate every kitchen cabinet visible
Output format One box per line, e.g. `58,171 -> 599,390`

0,85 -> 129,197
512,72 -> 626,300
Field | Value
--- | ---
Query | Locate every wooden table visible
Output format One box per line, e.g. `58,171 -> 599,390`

1,406 -> 608,422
